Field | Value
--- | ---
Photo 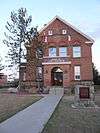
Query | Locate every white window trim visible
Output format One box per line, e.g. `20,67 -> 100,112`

48,30 -> 53,35
68,35 -> 71,41
62,29 -> 67,34
49,47 -> 56,57
59,47 -> 67,57
73,46 -> 81,58
23,73 -> 26,81
38,67 -> 42,74
74,66 -> 81,80
44,36 -> 47,42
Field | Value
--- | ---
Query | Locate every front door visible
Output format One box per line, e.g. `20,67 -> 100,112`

51,67 -> 63,86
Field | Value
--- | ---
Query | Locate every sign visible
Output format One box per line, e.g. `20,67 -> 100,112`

79,87 -> 90,99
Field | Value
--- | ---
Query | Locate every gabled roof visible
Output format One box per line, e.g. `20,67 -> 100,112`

39,15 -> 94,43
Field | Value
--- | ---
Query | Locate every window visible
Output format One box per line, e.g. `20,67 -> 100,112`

44,36 -> 47,42
59,47 -> 67,57
73,46 -> 81,57
68,35 -> 71,41
62,29 -> 67,34
74,66 -> 81,80
38,67 -> 42,74
23,73 -> 26,81
36,67 -> 42,79
0,76 -> 2,79
36,47 -> 43,59
49,47 -> 56,57
48,30 -> 53,35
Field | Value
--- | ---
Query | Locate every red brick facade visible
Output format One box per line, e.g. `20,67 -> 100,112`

0,73 -> 7,86
20,16 -> 94,92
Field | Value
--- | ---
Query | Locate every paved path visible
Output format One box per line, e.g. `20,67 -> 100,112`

0,87 -> 63,133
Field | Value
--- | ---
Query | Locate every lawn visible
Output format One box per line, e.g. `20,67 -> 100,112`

0,92 -> 42,123
42,89 -> 100,133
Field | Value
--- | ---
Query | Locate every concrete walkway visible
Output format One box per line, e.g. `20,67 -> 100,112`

0,87 -> 63,133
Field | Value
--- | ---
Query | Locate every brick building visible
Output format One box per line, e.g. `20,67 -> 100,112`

20,16 -> 94,92
0,73 -> 7,86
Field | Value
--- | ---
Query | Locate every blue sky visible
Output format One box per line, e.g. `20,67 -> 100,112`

0,0 -> 100,75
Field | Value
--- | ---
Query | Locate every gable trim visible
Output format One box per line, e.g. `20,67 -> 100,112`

39,15 -> 94,43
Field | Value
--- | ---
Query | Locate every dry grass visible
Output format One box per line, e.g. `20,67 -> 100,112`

0,93 -> 42,123
42,87 -> 100,133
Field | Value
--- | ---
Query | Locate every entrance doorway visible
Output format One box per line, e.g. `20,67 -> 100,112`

51,67 -> 63,86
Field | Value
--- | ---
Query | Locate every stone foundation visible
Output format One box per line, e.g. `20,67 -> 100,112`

73,84 -> 96,108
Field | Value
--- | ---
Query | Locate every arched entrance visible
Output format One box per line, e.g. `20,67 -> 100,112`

51,67 -> 63,86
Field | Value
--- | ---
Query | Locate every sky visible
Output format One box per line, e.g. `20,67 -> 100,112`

0,0 -> 100,77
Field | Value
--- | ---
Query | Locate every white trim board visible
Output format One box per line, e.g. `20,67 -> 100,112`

42,61 -> 71,65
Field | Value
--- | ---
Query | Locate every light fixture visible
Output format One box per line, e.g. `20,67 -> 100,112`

55,68 -> 63,72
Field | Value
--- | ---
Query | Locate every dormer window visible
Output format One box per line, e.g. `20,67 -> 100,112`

48,30 -> 53,35
62,29 -> 67,34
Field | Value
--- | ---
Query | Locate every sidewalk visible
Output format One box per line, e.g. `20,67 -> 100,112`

0,87 -> 63,133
